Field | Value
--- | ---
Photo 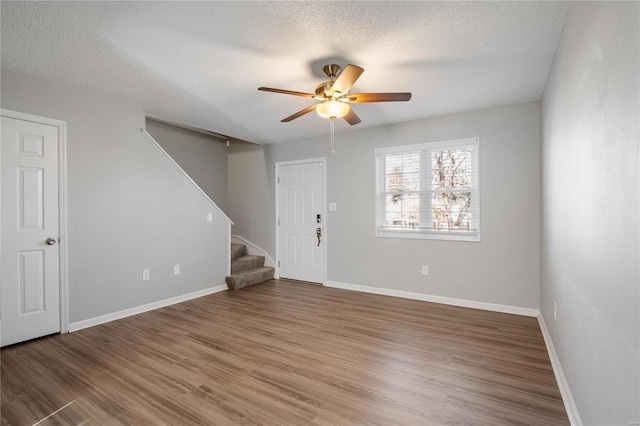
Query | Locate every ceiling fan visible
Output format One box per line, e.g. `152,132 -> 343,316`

258,64 -> 411,125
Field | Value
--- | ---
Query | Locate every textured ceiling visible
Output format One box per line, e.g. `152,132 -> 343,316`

1,1 -> 569,144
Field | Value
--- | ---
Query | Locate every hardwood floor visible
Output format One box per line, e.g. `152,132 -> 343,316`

1,280 -> 569,425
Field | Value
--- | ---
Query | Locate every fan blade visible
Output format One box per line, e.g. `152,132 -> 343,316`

258,87 -> 316,98
281,104 -> 318,122
330,64 -> 364,96
348,93 -> 412,103
343,108 -> 361,126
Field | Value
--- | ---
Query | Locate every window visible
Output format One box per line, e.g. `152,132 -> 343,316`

375,138 -> 480,241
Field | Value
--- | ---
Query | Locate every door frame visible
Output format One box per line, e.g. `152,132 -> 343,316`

275,158 -> 327,285
1,109 -> 69,334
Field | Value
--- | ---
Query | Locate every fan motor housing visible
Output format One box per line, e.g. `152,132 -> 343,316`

315,82 -> 333,97
315,64 -> 343,97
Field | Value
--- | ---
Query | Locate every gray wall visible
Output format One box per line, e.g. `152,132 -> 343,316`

145,119 -> 229,212
230,102 -> 541,309
1,70 -> 230,323
541,2 -> 639,425
228,141 -> 274,246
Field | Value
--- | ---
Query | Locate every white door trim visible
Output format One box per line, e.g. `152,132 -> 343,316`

1,109 -> 69,334
275,158 -> 327,284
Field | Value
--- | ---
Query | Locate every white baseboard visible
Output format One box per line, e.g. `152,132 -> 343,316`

68,285 -> 227,332
324,280 -> 540,317
231,235 -> 276,269
537,314 -> 583,426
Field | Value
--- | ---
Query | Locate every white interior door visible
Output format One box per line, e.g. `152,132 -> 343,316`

277,161 -> 324,283
1,116 -> 60,347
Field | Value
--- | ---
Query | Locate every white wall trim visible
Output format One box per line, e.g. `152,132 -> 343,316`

140,128 -> 233,225
1,109 -> 70,334
537,314 -> 583,426
324,280 -> 540,317
68,285 -> 228,332
227,222 -> 232,276
231,235 -> 276,269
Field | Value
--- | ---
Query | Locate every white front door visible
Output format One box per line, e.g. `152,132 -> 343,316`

277,161 -> 325,283
1,116 -> 60,347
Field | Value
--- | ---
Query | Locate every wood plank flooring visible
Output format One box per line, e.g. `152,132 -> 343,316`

1,280 -> 569,425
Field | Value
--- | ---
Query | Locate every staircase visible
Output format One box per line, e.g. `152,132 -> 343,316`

225,243 -> 274,290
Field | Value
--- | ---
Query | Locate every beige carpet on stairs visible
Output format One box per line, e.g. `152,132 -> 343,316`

225,243 -> 274,290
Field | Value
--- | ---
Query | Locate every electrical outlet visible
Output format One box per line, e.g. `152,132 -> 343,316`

422,265 -> 429,275
554,301 -> 557,320
174,264 -> 180,275
143,269 -> 150,281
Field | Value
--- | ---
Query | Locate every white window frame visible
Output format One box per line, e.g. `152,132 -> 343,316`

375,137 -> 480,242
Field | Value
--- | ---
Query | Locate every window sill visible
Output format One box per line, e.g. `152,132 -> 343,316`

375,230 -> 481,242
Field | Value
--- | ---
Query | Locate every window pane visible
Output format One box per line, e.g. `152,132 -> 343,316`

375,138 -> 479,240
431,149 -> 472,189
384,193 -> 419,228
385,153 -> 420,192
432,192 -> 473,231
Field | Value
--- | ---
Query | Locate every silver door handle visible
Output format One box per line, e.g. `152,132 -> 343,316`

45,238 -> 57,246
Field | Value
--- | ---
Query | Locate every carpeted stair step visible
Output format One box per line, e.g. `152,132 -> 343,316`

231,243 -> 247,262
226,243 -> 273,290
226,266 -> 274,291
231,254 -> 265,275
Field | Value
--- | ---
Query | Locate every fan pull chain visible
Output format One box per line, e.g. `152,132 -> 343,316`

329,118 -> 336,154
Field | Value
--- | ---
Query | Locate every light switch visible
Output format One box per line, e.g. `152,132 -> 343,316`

329,203 -> 337,211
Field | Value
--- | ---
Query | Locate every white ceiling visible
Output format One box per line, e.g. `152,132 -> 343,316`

1,1 -> 569,144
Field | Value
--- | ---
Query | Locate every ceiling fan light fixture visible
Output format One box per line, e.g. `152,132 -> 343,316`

258,63 -> 410,129
316,100 -> 350,119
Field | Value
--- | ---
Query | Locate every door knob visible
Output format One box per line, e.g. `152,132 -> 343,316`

45,238 -> 57,246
